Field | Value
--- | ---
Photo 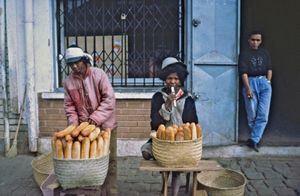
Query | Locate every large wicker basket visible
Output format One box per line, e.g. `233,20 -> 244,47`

152,135 -> 202,167
197,169 -> 247,196
31,152 -> 54,186
53,152 -> 110,189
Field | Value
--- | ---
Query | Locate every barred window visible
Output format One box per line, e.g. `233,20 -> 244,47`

56,0 -> 184,87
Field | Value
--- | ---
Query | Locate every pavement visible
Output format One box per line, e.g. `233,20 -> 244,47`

0,154 -> 300,196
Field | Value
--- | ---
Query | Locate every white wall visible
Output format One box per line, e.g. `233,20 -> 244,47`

6,0 -> 54,113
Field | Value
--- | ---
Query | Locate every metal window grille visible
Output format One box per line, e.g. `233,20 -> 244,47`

56,0 -> 184,87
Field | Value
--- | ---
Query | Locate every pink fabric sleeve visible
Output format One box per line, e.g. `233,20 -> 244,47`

89,72 -> 116,126
64,83 -> 79,126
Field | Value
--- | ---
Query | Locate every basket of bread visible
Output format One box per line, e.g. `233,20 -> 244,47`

151,122 -> 202,167
51,122 -> 110,189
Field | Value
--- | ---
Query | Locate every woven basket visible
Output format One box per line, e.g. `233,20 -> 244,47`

53,152 -> 110,189
31,152 -> 54,187
197,169 -> 247,196
152,135 -> 202,167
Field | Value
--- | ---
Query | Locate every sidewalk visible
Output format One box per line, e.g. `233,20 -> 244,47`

0,154 -> 299,196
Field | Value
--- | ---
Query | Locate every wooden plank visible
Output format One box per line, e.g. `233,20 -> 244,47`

140,159 -> 223,172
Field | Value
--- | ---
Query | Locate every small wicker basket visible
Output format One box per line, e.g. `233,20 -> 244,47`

197,169 -> 247,196
152,135 -> 203,167
31,152 -> 54,186
53,152 -> 110,189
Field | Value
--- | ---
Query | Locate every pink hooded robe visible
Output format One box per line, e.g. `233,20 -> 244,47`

63,66 -> 117,130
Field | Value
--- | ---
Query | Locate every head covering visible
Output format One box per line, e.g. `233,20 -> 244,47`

161,57 -> 186,70
159,57 -> 189,86
65,47 -> 94,66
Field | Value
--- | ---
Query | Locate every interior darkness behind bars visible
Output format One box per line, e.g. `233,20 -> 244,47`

57,0 -> 184,87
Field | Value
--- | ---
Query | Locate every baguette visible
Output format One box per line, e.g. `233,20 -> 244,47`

105,128 -> 111,140
81,137 -> 90,159
55,125 -> 76,138
71,122 -> 89,138
64,140 -> 73,159
156,124 -> 165,139
196,124 -> 202,138
72,141 -> 81,159
183,126 -> 192,140
103,132 -> 110,155
77,134 -> 85,142
89,140 -> 97,158
161,128 -> 166,140
65,134 -> 73,142
55,139 -> 64,159
51,135 -> 57,157
190,122 -> 197,140
61,138 -> 66,149
96,135 -> 104,158
166,127 -> 175,141
89,127 -> 100,141
175,131 -> 185,141
81,125 -> 96,136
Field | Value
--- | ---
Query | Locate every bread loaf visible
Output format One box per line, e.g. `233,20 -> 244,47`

105,128 -> 111,140
196,124 -> 202,138
81,137 -> 90,159
103,132 -> 110,155
72,141 -> 81,159
96,135 -> 104,158
51,135 -> 57,157
65,134 -> 73,142
190,122 -> 197,140
55,125 -> 76,138
64,140 -> 73,159
89,140 -> 97,158
183,126 -> 192,140
88,127 -> 100,141
156,124 -> 165,139
55,139 -> 64,159
71,122 -> 89,137
175,131 -> 184,141
77,134 -> 84,142
166,127 -> 175,141
161,128 -> 166,140
81,125 -> 96,136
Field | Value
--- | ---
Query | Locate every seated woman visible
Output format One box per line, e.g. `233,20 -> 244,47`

141,57 -> 198,196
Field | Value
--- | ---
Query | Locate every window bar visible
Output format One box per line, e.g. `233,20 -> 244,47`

133,0 -> 136,87
92,0 -> 96,67
123,2 -> 127,87
142,0 -> 146,87
111,0 -> 115,85
83,0 -> 87,53
101,0 -> 105,72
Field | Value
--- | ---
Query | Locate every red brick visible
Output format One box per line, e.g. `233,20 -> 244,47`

117,121 -> 138,127
137,121 -> 151,127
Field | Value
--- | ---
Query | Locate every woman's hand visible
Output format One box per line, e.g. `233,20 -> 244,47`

165,92 -> 176,110
88,118 -> 97,125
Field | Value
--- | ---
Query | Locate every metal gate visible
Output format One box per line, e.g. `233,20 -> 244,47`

56,0 -> 184,88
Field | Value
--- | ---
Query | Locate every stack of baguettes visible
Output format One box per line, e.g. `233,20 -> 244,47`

155,122 -> 202,141
51,122 -> 111,159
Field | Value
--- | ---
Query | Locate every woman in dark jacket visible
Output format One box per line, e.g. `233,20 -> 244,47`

141,57 -> 198,196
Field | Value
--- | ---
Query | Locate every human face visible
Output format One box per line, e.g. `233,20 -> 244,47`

248,34 -> 262,50
165,73 -> 181,90
68,60 -> 86,76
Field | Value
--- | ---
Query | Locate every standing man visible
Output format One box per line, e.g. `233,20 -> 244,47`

64,46 -> 117,195
238,30 -> 272,152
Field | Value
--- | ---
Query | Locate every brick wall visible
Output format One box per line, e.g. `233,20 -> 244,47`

38,93 -> 152,139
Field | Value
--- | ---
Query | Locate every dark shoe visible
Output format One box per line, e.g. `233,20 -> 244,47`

246,139 -> 259,152
142,151 -> 153,160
